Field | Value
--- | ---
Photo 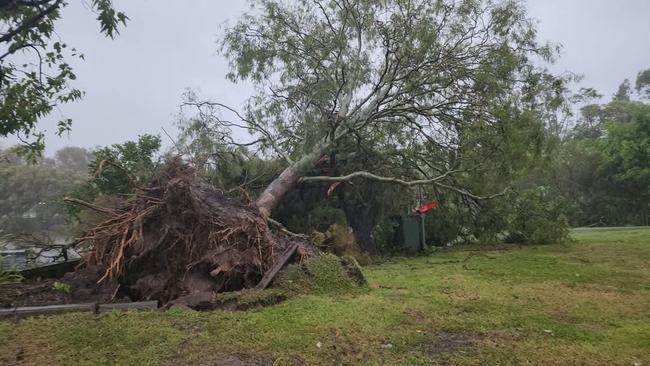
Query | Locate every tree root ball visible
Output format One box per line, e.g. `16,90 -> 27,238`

71,159 -> 305,305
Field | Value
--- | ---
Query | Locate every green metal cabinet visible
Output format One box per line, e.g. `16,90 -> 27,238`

394,214 -> 426,252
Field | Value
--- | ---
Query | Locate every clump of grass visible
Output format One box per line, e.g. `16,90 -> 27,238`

275,253 -> 362,295
52,281 -> 71,294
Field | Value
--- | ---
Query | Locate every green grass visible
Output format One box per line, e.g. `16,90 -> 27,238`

1,228 -> 649,365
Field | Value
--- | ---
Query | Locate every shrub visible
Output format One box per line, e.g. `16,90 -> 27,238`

505,187 -> 571,244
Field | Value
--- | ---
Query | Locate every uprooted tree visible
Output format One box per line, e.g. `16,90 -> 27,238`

15,0 -> 572,306
182,0 -> 567,253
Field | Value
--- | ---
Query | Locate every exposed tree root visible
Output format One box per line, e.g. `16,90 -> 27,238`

67,159 -> 309,305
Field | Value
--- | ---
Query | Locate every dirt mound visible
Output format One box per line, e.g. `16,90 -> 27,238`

70,159 -> 302,305
0,265 -> 119,308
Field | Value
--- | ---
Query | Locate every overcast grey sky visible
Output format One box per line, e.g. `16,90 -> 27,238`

2,0 -> 650,155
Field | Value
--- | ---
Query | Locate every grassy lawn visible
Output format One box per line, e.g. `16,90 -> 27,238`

1,228 -> 649,365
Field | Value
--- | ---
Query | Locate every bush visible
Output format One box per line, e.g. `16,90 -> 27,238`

505,187 -> 571,244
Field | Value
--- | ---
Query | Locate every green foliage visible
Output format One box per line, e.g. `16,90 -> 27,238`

0,0 -> 127,157
0,146 -> 86,236
420,201 -> 470,246
597,103 -> 650,190
219,0 -> 564,204
614,79 -> 632,101
90,134 -> 161,194
530,69 -> 650,228
635,68 -> 650,98
66,134 -> 161,220
52,281 -> 71,294
54,146 -> 92,171
506,188 -> 571,245
554,92 -> 650,227
594,101 -> 650,224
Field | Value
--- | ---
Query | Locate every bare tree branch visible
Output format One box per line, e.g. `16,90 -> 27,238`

300,169 -> 458,186
300,169 -> 509,201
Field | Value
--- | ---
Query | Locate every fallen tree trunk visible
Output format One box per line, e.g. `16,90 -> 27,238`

255,141 -> 330,217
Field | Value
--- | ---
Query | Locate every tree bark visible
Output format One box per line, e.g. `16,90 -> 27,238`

255,165 -> 303,218
344,206 -> 378,255
255,141 -> 329,217
337,183 -> 379,255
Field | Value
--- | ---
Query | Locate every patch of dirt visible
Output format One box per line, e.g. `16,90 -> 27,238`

165,289 -> 288,311
423,331 -> 476,357
402,308 -> 429,324
197,354 -> 273,366
422,330 -> 521,364
1,280 -> 68,308
173,354 -> 305,366
211,291 -> 287,311
1,265 -> 123,308
547,307 -> 577,323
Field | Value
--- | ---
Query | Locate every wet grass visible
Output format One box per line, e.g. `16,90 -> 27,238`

1,228 -> 649,365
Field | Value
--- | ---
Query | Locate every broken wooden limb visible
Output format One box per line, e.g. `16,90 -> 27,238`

255,243 -> 299,290
0,301 -> 158,319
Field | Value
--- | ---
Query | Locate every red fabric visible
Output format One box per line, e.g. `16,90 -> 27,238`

414,200 -> 438,214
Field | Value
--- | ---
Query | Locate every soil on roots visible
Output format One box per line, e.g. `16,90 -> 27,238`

71,159 -> 302,305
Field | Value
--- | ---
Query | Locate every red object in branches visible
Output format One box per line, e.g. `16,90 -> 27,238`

326,182 -> 341,196
414,200 -> 438,214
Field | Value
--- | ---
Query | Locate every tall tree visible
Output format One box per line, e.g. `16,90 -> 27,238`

54,146 -> 91,171
596,101 -> 650,225
0,0 -> 127,156
203,0 -> 563,222
0,146 -> 85,237
636,68 -> 650,99
614,79 -> 632,102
